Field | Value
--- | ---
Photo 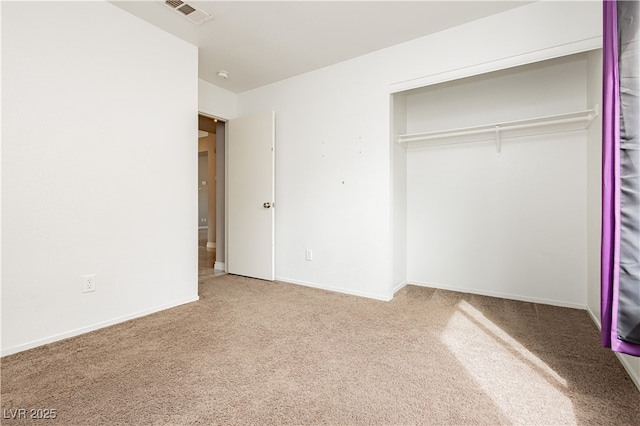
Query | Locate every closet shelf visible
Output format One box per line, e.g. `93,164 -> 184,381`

397,106 -> 599,152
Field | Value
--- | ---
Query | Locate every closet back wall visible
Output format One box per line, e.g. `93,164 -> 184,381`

405,54 -> 590,308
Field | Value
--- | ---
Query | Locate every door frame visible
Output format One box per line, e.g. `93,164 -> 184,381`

198,110 -> 229,273
198,109 -> 276,279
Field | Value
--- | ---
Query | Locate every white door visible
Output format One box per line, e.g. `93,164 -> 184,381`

227,111 -> 275,281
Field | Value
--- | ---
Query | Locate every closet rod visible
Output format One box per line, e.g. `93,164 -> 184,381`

397,107 -> 599,149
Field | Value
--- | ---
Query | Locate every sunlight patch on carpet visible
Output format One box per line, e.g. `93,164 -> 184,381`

441,300 -> 575,424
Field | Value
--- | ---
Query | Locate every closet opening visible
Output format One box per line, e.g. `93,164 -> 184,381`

391,50 -> 602,308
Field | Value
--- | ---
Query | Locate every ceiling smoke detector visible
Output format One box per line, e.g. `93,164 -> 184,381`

164,0 -> 213,26
217,70 -> 229,79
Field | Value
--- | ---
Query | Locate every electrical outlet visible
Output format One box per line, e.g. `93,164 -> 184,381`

83,274 -> 96,293
305,249 -> 313,261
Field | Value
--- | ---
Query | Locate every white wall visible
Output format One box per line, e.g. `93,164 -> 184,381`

391,93 -> 408,292
199,79 -> 238,120
405,55 -> 589,308
236,0 -> 601,301
238,71 -> 394,300
405,56 -> 588,134
1,1 -> 199,355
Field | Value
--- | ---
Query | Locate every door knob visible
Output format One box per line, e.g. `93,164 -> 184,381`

263,202 -> 271,209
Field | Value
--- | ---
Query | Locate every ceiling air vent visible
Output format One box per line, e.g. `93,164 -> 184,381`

164,0 -> 213,26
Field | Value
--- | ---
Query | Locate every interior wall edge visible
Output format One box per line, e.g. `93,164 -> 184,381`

392,281 -> 408,296
586,305 -> 602,330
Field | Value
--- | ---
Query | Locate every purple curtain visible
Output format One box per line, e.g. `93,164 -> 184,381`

601,0 -> 640,357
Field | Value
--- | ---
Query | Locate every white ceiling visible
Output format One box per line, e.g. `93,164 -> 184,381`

111,1 -> 530,93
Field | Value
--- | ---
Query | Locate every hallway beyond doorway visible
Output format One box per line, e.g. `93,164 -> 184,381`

198,229 -> 224,278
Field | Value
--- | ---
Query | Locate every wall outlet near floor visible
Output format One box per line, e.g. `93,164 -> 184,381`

83,274 -> 96,293
305,249 -> 313,261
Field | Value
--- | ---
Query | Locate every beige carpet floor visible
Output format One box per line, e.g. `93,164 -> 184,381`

2,274 -> 639,425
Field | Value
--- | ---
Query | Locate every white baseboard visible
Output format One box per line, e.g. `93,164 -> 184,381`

586,306 -> 640,392
275,276 -> 392,301
407,280 -> 586,310
1,295 -> 200,357
206,242 -> 216,249
392,280 -> 408,296
214,261 -> 226,271
615,353 -> 640,393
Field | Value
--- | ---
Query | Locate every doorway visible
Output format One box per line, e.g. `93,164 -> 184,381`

198,114 -> 226,277
197,110 -> 276,281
